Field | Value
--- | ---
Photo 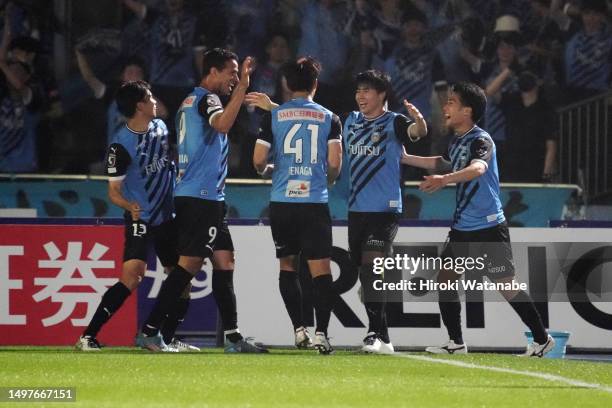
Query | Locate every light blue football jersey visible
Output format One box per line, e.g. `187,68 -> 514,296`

257,98 -> 342,203
174,87 -> 228,201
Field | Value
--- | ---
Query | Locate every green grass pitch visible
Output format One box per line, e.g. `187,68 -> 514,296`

1,347 -> 611,407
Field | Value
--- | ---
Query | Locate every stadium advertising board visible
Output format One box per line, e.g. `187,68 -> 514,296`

233,226 -> 612,349
0,222 -> 218,346
0,224 -> 135,346
2,223 -> 610,349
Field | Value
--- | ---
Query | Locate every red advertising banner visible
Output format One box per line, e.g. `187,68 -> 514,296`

0,224 -> 135,346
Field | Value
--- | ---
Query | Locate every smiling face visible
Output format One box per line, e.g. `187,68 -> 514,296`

355,84 -> 386,118
443,91 -> 471,131
137,90 -> 157,119
213,59 -> 240,95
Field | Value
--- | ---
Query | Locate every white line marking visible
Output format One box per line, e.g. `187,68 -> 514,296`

396,353 -> 612,393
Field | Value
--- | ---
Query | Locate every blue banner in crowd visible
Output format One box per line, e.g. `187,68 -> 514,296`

0,178 -> 578,227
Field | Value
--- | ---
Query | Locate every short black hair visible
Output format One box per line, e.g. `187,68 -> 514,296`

281,56 -> 321,93
201,48 -> 238,77
450,82 -> 487,123
116,80 -> 151,118
355,70 -> 391,102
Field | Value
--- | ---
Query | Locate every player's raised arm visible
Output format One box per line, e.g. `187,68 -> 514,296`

253,112 -> 273,176
327,115 -> 343,184
403,100 -> 428,140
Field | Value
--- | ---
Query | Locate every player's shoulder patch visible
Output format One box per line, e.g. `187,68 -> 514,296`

106,143 -> 125,174
107,149 -> 117,171
206,93 -> 222,108
473,130 -> 493,145
181,95 -> 196,108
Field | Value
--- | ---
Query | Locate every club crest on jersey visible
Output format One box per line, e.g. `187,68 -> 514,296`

285,180 -> 311,198
371,132 -> 381,142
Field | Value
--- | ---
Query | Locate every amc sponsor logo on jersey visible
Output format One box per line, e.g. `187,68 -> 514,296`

285,180 -> 311,198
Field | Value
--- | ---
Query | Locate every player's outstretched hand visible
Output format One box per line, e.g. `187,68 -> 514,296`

403,100 -> 424,122
238,57 -> 254,90
245,92 -> 276,111
419,175 -> 447,193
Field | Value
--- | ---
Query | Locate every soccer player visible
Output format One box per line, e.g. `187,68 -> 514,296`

252,57 -> 342,354
76,80 -> 197,352
402,82 -> 554,357
139,48 -> 267,353
345,70 -> 427,354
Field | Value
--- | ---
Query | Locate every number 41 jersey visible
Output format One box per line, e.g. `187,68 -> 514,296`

257,98 -> 342,204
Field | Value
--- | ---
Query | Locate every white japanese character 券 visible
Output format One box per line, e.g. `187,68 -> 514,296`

144,258 -> 211,300
33,242 -> 116,327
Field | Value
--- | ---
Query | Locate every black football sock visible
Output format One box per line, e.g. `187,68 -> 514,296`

509,290 -> 548,344
359,264 -> 385,336
83,282 -> 131,338
212,269 -> 243,342
142,265 -> 193,337
439,288 -> 463,344
161,296 -> 190,344
279,270 -> 303,330
313,274 -> 335,336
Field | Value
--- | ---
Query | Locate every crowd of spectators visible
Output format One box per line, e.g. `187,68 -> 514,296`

0,0 -> 610,183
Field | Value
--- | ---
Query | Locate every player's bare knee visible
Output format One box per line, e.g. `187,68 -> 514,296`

279,256 -> 296,271
307,258 -> 331,278
494,276 -> 519,300
212,250 -> 235,270
120,260 -> 146,290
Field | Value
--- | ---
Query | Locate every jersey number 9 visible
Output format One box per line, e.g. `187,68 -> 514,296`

178,112 -> 186,145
